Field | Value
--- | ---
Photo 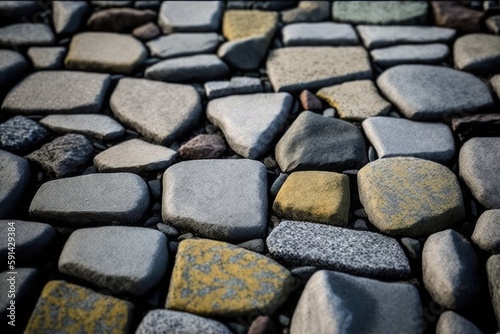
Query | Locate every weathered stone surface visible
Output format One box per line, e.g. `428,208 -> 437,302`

299,90 -> 322,110
25,280 -> 133,333
87,8 -> 156,32
159,1 -> 223,33
432,1 -> 483,32
27,46 -> 66,70
472,210 -> 500,253
452,113 -> 500,142
248,316 -> 277,334
223,9 -> 277,41
29,173 -> 150,225
372,44 -> 449,68
290,270 -> 422,334
218,34 -> 270,70
40,114 -> 124,141
133,22 -> 161,41
0,268 -> 38,319
282,22 -> 358,46
205,76 -> 262,100
0,50 -> 27,87
110,78 -> 202,145
0,116 -> 48,154
487,15 -> 500,35
0,150 -> 30,218
0,23 -> 54,48
436,311 -> 483,334
53,1 -> 89,35
166,239 -> 293,317
147,33 -> 221,59
333,1 -> 428,25
454,33 -> 500,73
492,74 -> 500,99
267,46 -> 372,93
178,134 -> 226,160
281,1 -> 330,23
487,254 -> 500,327
267,220 -> 411,279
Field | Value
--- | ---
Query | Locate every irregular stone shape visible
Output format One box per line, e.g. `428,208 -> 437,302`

432,1 -> 483,32
422,229 -> 481,309
333,1 -> 428,25
281,1 -> 331,23
40,114 -> 124,141
0,23 -> 54,48
377,65 -> 494,120
29,173 -> 150,225
87,8 -> 155,32
273,171 -> 350,226
158,1 -> 223,33
487,15 -> 500,35
94,139 -> 176,174
136,310 -> 233,334
282,22 -> 358,47
357,25 -> 456,49
362,117 -> 455,164
487,254 -> 500,327
53,1 -> 88,35
436,311 -> 483,334
1,71 -> 110,115
0,50 -> 27,87
0,269 -> 37,318
91,0 -> 133,7
267,220 -> 411,279
291,270 -> 422,334
133,22 -> 161,41
27,46 -> 66,70
207,93 -> 293,158
454,34 -> 500,73
275,111 -> 368,172
166,239 -> 293,317
178,134 -> 226,160
162,159 -> 267,242
0,1 -> 39,22
26,134 -> 93,178
145,54 -> 229,82
205,76 -> 262,100
248,316 -> 277,334
0,116 -> 48,154
147,33 -> 221,59
266,46 -> 372,93
65,32 -> 147,74
371,44 -> 449,68
0,150 -> 30,218
223,10 -> 278,41
492,74 -> 500,99
358,157 -> 465,237
110,78 -> 202,145
472,210 -> 500,253
59,226 -> 168,295
25,280 -> 133,333
299,89 -> 322,110
317,80 -> 391,122
218,34 -> 270,70
459,137 -> 500,209
452,113 -> 500,142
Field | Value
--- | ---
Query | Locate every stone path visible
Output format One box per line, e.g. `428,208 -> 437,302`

0,1 -> 499,333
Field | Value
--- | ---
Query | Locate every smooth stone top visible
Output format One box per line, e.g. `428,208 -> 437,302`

0,150 -> 30,219
53,1 -> 89,35
282,22 -> 359,47
454,33 -> 500,73
333,1 -> 428,25
472,210 -> 500,253
205,76 -> 263,100
371,44 -> 450,68
27,46 -> 66,70
158,1 -> 223,33
147,33 -> 221,58
40,114 -> 124,141
0,50 -> 27,87
0,23 -> 54,48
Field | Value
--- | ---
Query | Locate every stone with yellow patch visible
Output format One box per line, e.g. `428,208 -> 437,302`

273,171 -> 350,226
222,10 -> 278,41
166,239 -> 293,317
358,157 -> 465,237
24,280 -> 133,334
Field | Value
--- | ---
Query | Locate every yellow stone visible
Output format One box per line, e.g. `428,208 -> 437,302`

24,280 -> 133,334
166,239 -> 293,317
223,10 -> 278,41
273,171 -> 350,226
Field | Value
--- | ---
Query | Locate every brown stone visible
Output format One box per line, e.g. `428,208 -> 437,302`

299,90 -> 322,110
133,22 -> 161,41
431,1 -> 483,32
451,114 -> 500,141
87,8 -> 156,32
248,316 -> 278,334
179,134 -> 226,160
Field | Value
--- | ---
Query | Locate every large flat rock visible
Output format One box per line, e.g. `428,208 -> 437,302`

147,33 -> 221,58
40,114 -> 124,141
158,1 -> 223,33
0,23 -> 54,48
454,33 -> 500,73
282,22 -> 359,47
371,43 -> 450,68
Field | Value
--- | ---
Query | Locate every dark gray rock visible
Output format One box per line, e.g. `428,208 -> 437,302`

0,23 -> 54,48
40,114 -> 124,141
248,315 -> 278,334
156,223 -> 179,238
472,210 -> 500,253
0,50 -> 27,87
0,116 -> 48,154
205,76 -> 262,100
133,22 -> 161,41
282,22 -> 358,47
0,150 -> 30,218
158,1 -> 223,33
53,1 -> 89,35
0,268 -> 38,319
281,1 -> 330,23
147,33 -> 221,59
371,44 -> 450,68
218,35 -> 270,70
400,238 -> 421,262
487,254 -> 500,327
454,33 -> 500,73
487,15 -> 500,35
271,173 -> 288,198
86,8 -> 156,32
27,47 -> 66,70
238,239 -> 265,253
91,1 -> 133,7
291,266 -> 317,282
178,134 -> 226,160
0,1 -> 39,22
436,311 -> 483,334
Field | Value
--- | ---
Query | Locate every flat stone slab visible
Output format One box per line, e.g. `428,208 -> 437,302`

487,255 -> 500,327
362,116 -> 456,164
1,71 -> 110,115
110,78 -> 202,145
454,33 -> 500,73
266,46 -> 372,93
436,311 -> 483,334
59,226 -> 168,295
207,93 -> 293,158
0,116 -> 48,154
94,139 -> 176,174
377,65 -> 494,120
371,44 -> 449,68
162,159 -> 267,242
40,114 -> 124,141
0,150 -> 30,219
275,111 -> 368,172
27,46 -> 66,70
472,210 -> 500,253
267,220 -> 411,279
147,33 -> 221,59
0,50 -> 27,87
53,1 -> 89,34
205,76 -> 262,100
291,270 -> 422,334
29,173 -> 150,225
282,22 -> 358,47
159,1 -> 223,33
223,9 -> 277,41
0,23 -> 54,48
166,239 -> 293,317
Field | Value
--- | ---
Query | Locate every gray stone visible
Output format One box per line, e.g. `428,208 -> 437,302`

0,50 -> 27,87
248,315 -> 277,334
267,220 -> 411,279
27,47 -> 66,70
281,1 -> 330,23
65,32 -> 147,74
218,35 -> 270,70
487,254 -> 500,327
472,210 -> 500,253
454,33 -> 500,73
110,78 -> 202,145
40,114 -> 124,141
332,1 -> 428,25
459,137 -> 500,209
205,76 -> 262,100
0,116 -> 48,154
26,134 -> 93,178
133,22 -> 161,41
59,226 -> 168,295
207,93 -> 293,158
422,229 -> 481,309
0,268 -> 38,319
371,44 -> 450,68
238,239 -> 265,253
136,309 -> 232,334
0,23 -> 54,48
266,46 -> 372,93
91,1 -> 132,7
156,223 -> 179,238
145,54 -> 229,82
0,150 -> 30,218
162,159 -> 268,242
357,25 -> 456,49
271,173 -> 288,198
275,111 -> 368,172
487,15 -> 500,35
290,270 -> 422,334
291,266 -> 317,282
492,74 -> 500,99
29,173 -> 150,225
178,134 -> 226,160
377,65 -> 494,120
400,238 -> 421,262
362,116 -> 455,164
94,139 -> 176,174
323,108 -> 335,117
147,33 -> 221,59
53,1 -> 89,35
86,8 -> 156,33
158,1 -> 223,33
1,71 -> 111,115
282,22 -> 358,46
436,311 -> 483,334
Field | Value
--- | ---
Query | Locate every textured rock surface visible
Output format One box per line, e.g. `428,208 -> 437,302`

371,44 -> 450,68
147,33 -> 220,59
133,22 -> 161,41
282,22 -> 358,46
205,76 -> 262,100
53,1 -> 89,34
432,1 -> 483,32
281,1 -> 330,23
333,1 -> 428,25
158,1 -> 223,33
86,7 -> 156,32
487,254 -> 500,327
40,114 -> 124,141
436,311 -> 483,334
27,46 -> 66,70
0,116 -> 48,154
178,134 -> 226,160
223,9 -> 277,41
454,33 -> 500,73
299,89 -> 322,110
0,268 -> 38,319
0,23 -> 54,48
451,113 -> 500,142
472,210 -> 500,253
0,150 -> 30,218
0,50 -> 27,87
